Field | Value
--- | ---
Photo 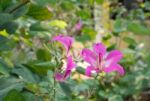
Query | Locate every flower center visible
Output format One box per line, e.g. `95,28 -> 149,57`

97,53 -> 105,71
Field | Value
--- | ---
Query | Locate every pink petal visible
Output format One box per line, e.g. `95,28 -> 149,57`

106,50 -> 123,64
93,43 -> 106,56
75,21 -> 82,30
55,73 -> 64,81
64,70 -> 71,79
52,34 -> 74,54
104,64 -> 125,75
85,66 -> 94,77
66,56 -> 76,70
81,49 -> 96,65
85,66 -> 100,77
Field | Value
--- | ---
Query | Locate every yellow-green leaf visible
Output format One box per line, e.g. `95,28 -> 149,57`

49,20 -> 67,29
0,30 -> 9,37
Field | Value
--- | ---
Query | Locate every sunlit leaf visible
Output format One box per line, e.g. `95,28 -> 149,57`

0,30 -> 9,37
49,20 -> 67,29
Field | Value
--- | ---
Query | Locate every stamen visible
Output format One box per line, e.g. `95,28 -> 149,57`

97,53 -> 103,71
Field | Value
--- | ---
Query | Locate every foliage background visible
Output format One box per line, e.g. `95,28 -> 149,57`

0,0 -> 150,101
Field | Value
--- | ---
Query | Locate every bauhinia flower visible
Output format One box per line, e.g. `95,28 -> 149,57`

52,34 -> 74,54
55,56 -> 76,81
75,21 -> 82,31
81,43 -> 125,77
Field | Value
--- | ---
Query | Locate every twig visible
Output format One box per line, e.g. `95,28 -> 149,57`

9,0 -> 30,14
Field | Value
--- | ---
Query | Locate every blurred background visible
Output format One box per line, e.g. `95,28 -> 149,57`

0,0 -> 150,101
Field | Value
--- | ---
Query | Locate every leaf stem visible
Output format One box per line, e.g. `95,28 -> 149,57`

53,70 -> 56,101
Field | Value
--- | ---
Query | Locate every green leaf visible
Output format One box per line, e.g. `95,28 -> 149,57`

76,27 -> 96,42
0,36 -> 16,51
75,84 -> 89,92
76,9 -> 91,20
25,83 -> 40,93
76,67 -> 85,75
108,95 -> 123,101
30,22 -> 50,31
123,37 -> 137,45
24,61 -> 57,75
127,22 -> 150,35
31,0 -> 56,6
11,65 -> 37,83
0,30 -> 9,37
36,48 -> 51,61
0,22 -> 18,34
3,89 -> 25,101
0,13 -> 13,26
27,4 -> 53,20
0,0 -> 12,10
59,82 -> 72,99
60,1 -> 75,11
12,5 -> 29,18
0,77 -> 24,100
49,20 -> 67,29
0,63 -> 9,76
113,19 -> 126,33
22,92 -> 37,101
145,1 -> 150,10
96,0 -> 104,4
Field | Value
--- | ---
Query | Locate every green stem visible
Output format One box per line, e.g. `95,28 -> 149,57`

53,69 -> 56,101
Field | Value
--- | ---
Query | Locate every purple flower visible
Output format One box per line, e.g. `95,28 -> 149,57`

81,43 -> 125,77
52,34 -> 74,54
55,56 -> 76,82
75,21 -> 82,31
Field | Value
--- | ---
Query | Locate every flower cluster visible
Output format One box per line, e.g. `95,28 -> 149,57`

52,34 -> 125,82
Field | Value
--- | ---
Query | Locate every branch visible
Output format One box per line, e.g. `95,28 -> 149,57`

9,0 -> 30,14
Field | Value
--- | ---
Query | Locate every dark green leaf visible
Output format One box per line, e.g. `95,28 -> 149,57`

24,61 -> 56,75
12,5 -> 29,18
3,89 -> 25,101
59,82 -> 72,98
0,36 -> 16,51
0,77 -> 24,100
0,22 -> 18,34
76,67 -> 85,75
0,63 -> 9,76
0,0 -> 12,10
0,13 -> 13,26
11,65 -> 37,83
30,22 -> 50,31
